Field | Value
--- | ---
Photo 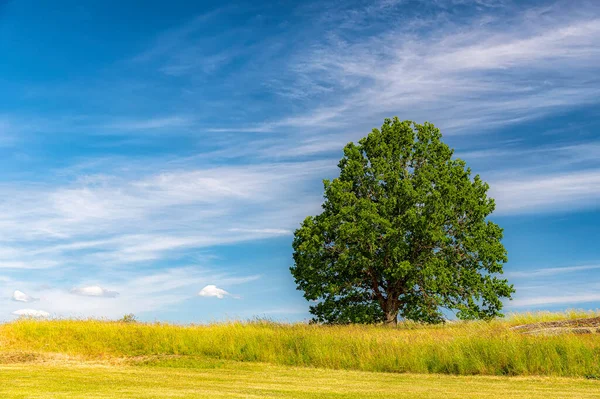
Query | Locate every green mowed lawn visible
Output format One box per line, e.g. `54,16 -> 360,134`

1,361 -> 599,398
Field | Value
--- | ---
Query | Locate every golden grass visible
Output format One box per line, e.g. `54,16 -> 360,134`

1,361 -> 599,398
1,310 -> 599,377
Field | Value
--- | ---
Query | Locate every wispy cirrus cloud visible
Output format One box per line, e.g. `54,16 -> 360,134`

7,2 -> 600,154
130,7 -> 233,64
101,116 -> 194,131
259,5 -> 600,134
507,264 -> 600,278
0,159 -> 330,271
507,259 -> 600,309
489,169 -> 600,214
512,293 -> 600,307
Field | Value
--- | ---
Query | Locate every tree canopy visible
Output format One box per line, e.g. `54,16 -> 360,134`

291,118 -> 514,325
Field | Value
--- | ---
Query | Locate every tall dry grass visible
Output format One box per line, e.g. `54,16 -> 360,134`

1,310 -> 599,377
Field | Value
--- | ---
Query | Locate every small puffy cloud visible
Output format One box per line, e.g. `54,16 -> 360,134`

11,290 -> 39,303
198,285 -> 235,299
12,309 -> 50,318
70,285 -> 119,298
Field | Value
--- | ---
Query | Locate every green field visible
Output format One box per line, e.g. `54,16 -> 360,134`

2,312 -> 600,397
1,361 -> 600,398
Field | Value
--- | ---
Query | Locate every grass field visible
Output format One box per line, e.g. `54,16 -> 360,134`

2,311 -> 600,397
3,311 -> 600,377
1,361 -> 600,398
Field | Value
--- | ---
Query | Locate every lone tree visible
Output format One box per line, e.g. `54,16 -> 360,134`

291,118 -> 514,325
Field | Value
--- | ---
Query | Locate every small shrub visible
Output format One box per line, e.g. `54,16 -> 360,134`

117,314 -> 138,323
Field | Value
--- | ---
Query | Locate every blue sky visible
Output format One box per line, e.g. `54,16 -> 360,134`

0,0 -> 599,322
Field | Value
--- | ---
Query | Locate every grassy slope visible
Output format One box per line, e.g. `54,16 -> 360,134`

1,361 -> 599,399
2,312 -> 600,397
2,311 -> 600,377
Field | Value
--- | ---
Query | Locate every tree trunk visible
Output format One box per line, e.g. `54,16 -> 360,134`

384,311 -> 398,326
383,300 -> 399,326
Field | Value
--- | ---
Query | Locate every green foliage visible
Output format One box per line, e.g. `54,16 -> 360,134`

291,118 -> 514,324
117,314 -> 138,323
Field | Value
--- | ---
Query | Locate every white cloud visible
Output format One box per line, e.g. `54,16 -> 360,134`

70,285 -> 119,298
507,264 -> 600,278
489,169 -> 600,214
511,293 -> 600,307
130,8 -> 230,64
458,140 -> 600,167
103,116 -> 193,131
0,160 -> 329,269
12,309 -> 50,318
249,4 -> 600,135
198,285 -> 235,299
11,290 -> 39,303
430,19 -> 600,72
0,267 -> 258,319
